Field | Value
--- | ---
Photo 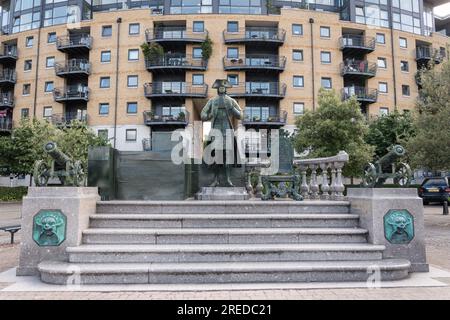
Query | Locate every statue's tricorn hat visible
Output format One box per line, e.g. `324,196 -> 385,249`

212,79 -> 232,89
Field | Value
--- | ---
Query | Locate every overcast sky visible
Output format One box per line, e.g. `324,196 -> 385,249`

435,3 -> 450,17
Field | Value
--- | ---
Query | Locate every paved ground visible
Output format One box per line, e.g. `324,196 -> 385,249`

0,202 -> 449,300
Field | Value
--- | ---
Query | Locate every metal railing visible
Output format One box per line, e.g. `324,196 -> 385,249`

342,87 -> 378,102
0,69 -> 16,82
53,86 -> 90,101
0,45 -> 18,59
293,151 -> 349,200
51,112 -> 88,126
55,59 -> 91,75
56,34 -> 92,50
145,54 -> 207,69
416,46 -> 444,62
223,55 -> 286,70
340,60 -> 377,77
144,82 -> 208,97
0,92 -> 14,107
339,35 -> 376,51
0,117 -> 12,131
228,82 -> 286,97
223,27 -> 286,43
143,109 -> 190,125
145,27 -> 208,42
242,110 -> 288,124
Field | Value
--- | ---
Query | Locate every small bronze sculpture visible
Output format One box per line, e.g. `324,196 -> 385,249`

201,79 -> 243,187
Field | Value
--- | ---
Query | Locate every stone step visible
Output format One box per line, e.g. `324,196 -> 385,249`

96,200 -> 351,215
38,259 -> 411,285
89,213 -> 360,229
67,243 -> 385,264
82,227 -> 368,244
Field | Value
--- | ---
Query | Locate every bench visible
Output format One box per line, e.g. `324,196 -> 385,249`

0,225 -> 21,244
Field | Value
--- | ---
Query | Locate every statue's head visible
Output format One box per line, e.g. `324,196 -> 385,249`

212,79 -> 232,95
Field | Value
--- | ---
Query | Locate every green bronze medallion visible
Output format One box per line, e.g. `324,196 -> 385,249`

33,210 -> 67,246
384,209 -> 414,244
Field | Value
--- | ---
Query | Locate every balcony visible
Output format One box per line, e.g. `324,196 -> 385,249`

0,70 -> 16,86
223,55 -> 286,72
223,27 -> 286,46
0,116 -> 12,132
144,82 -> 208,99
143,109 -> 190,128
55,59 -> 91,78
228,82 -> 286,100
56,34 -> 92,53
0,93 -> 14,108
145,54 -> 207,72
342,87 -> 378,104
0,46 -> 18,64
416,46 -> 444,65
242,110 -> 288,128
51,112 -> 88,127
339,35 -> 376,54
146,27 -> 208,44
341,60 -> 377,79
53,86 -> 89,103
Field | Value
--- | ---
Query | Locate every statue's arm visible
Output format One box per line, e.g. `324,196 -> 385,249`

230,99 -> 243,120
201,99 -> 212,121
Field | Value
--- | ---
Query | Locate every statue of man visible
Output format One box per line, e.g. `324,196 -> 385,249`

201,79 -> 243,187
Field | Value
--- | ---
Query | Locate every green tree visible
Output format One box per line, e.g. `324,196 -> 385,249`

365,111 -> 415,159
407,61 -> 450,172
293,89 -> 374,177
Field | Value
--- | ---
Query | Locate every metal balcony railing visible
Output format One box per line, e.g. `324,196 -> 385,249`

56,34 -> 92,51
0,69 -> 16,83
53,86 -> 90,102
0,92 -> 14,107
339,35 -> 376,51
145,54 -> 207,70
146,27 -> 208,42
416,46 -> 444,63
51,112 -> 88,126
144,82 -> 208,98
143,109 -> 190,126
341,60 -> 377,78
242,110 -> 288,126
223,27 -> 286,44
228,82 -> 286,98
0,45 -> 18,61
342,87 -> 378,103
55,59 -> 91,76
223,55 -> 286,71
0,116 -> 12,131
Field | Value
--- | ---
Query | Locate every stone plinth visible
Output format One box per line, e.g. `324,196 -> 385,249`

196,187 -> 249,200
347,188 -> 428,272
17,187 -> 100,276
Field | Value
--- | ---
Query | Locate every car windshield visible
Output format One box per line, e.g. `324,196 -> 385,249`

423,178 -> 447,187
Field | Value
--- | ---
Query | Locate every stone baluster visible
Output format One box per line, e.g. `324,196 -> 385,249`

334,161 -> 345,200
246,170 -> 254,197
299,165 -> 309,199
320,163 -> 330,200
309,164 -> 319,200
255,174 -> 264,198
329,166 -> 337,200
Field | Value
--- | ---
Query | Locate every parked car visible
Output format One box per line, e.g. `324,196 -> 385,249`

418,176 -> 450,205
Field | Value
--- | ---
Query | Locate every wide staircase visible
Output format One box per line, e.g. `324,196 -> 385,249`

38,201 -> 411,285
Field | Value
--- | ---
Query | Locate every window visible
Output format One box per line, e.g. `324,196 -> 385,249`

46,56 -> 55,68
377,57 -> 387,69
128,49 -> 139,61
129,23 -> 140,35
227,21 -> 238,33
47,32 -> 56,43
24,60 -> 32,71
379,107 -> 389,116
127,102 -> 138,114
127,75 -> 138,88
227,74 -> 238,86
25,36 -> 33,47
23,84 -> 31,95
292,24 -> 303,36
293,76 -> 304,88
402,85 -> 410,96
99,103 -> 109,115
192,74 -> 204,85
320,51 -> 331,64
376,33 -> 385,44
193,21 -> 204,33
400,61 -> 409,72
100,77 -> 110,88
399,37 -> 408,48
293,50 -> 303,61
227,47 -> 239,59
102,25 -> 112,37
293,103 -> 304,115
101,51 -> 111,63
321,77 -> 332,89
193,47 -> 203,59
379,82 -> 388,93
126,129 -> 137,142
44,81 -> 54,92
43,106 -> 52,119
21,108 -> 29,119
320,26 -> 330,38
98,129 -> 108,141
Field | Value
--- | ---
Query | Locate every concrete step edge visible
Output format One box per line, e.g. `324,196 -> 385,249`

90,214 -> 360,220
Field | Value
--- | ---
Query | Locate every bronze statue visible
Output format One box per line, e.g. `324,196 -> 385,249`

201,79 -> 243,187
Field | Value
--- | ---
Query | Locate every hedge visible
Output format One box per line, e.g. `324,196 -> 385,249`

0,187 -> 28,202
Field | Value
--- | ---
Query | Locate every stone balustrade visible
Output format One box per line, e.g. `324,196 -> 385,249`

293,151 -> 349,200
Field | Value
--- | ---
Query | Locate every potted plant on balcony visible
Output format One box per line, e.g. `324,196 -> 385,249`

141,42 -> 164,64
177,111 -> 186,122
201,35 -> 213,62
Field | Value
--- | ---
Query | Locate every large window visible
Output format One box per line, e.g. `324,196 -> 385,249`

219,0 -> 262,14
170,0 -> 213,14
